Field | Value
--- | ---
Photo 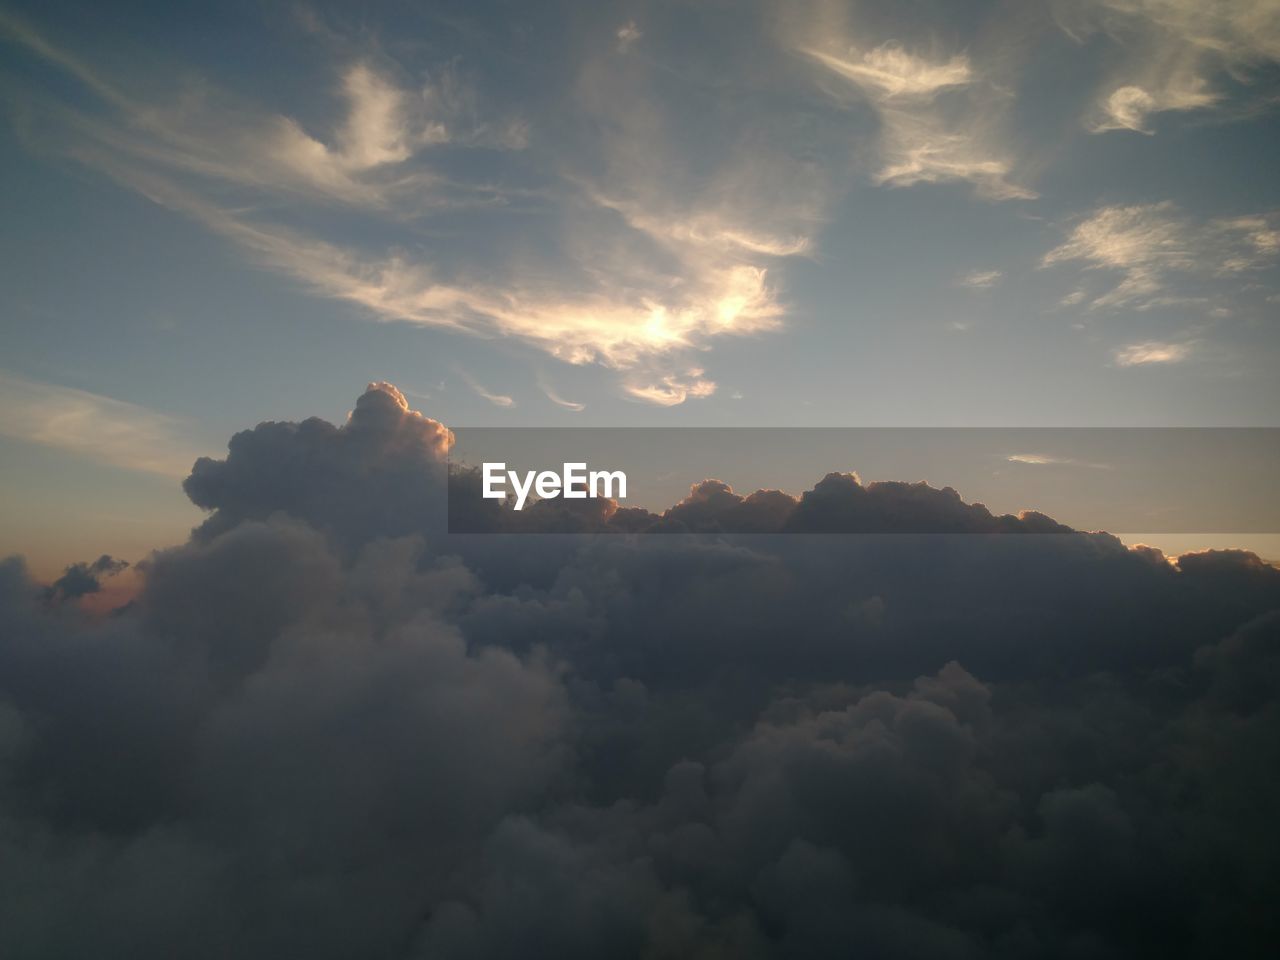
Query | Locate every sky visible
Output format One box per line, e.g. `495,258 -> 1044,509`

2,0 -> 1280,573
2,6 -> 1280,949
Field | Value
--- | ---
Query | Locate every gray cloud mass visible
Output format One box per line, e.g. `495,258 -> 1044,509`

2,382 -> 1279,957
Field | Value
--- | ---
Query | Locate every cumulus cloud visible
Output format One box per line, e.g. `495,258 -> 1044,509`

43,553 -> 128,604
3,382 -> 1280,956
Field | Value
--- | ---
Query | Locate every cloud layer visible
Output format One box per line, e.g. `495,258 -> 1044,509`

3,383 -> 1280,957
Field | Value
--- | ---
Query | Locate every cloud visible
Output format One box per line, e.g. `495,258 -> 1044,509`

1007,453 -> 1068,465
801,41 -> 1034,200
539,381 -> 585,412
803,45 -> 972,99
616,21 -> 642,53
0,12 -> 525,207
1006,453 -> 1111,469
1080,0 -> 1280,133
0,8 -> 826,403
623,370 -> 717,407
3,383 -> 1280,955
1094,81 -> 1215,133
1113,340 -> 1192,365
958,268 -> 1002,289
0,371 -> 204,477
455,369 -> 515,409
43,554 -> 128,604
1043,202 -> 1280,309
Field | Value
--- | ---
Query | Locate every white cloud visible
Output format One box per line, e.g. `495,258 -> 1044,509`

1083,0 -> 1280,133
4,11 -> 820,405
539,381 -> 585,412
802,42 -> 1034,200
803,45 -> 971,99
1,14 -> 523,211
336,64 -> 413,168
959,269 -> 1003,289
1043,202 -> 1280,309
624,370 -> 717,406
456,369 -> 515,408
1113,341 -> 1192,366
1094,82 -> 1216,134
1007,453 -> 1068,465
1006,453 -> 1111,469
616,21 -> 642,53
0,372 -> 203,477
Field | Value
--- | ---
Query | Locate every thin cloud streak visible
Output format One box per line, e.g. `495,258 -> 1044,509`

455,369 -> 514,408
1113,341 -> 1193,366
0,372 -> 203,477
539,380 -> 585,412
1007,453 -> 1112,469
959,269 -> 1003,289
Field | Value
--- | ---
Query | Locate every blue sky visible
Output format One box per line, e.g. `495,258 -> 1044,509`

2,0 -> 1279,572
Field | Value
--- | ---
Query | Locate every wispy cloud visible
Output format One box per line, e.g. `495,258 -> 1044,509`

804,45 -> 972,99
538,379 -> 585,412
624,370 -> 717,407
1113,340 -> 1193,366
1043,202 -> 1280,309
1093,82 -> 1216,134
958,269 -> 1003,289
801,41 -> 1034,200
455,369 -> 515,408
0,11 -> 524,211
1,10 -> 816,404
616,21 -> 642,53
1006,453 -> 1111,469
1076,0 -> 1280,133
1007,453 -> 1068,465
0,372 -> 202,477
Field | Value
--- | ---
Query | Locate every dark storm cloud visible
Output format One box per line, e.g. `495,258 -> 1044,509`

42,553 -> 128,604
2,382 -> 1280,958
